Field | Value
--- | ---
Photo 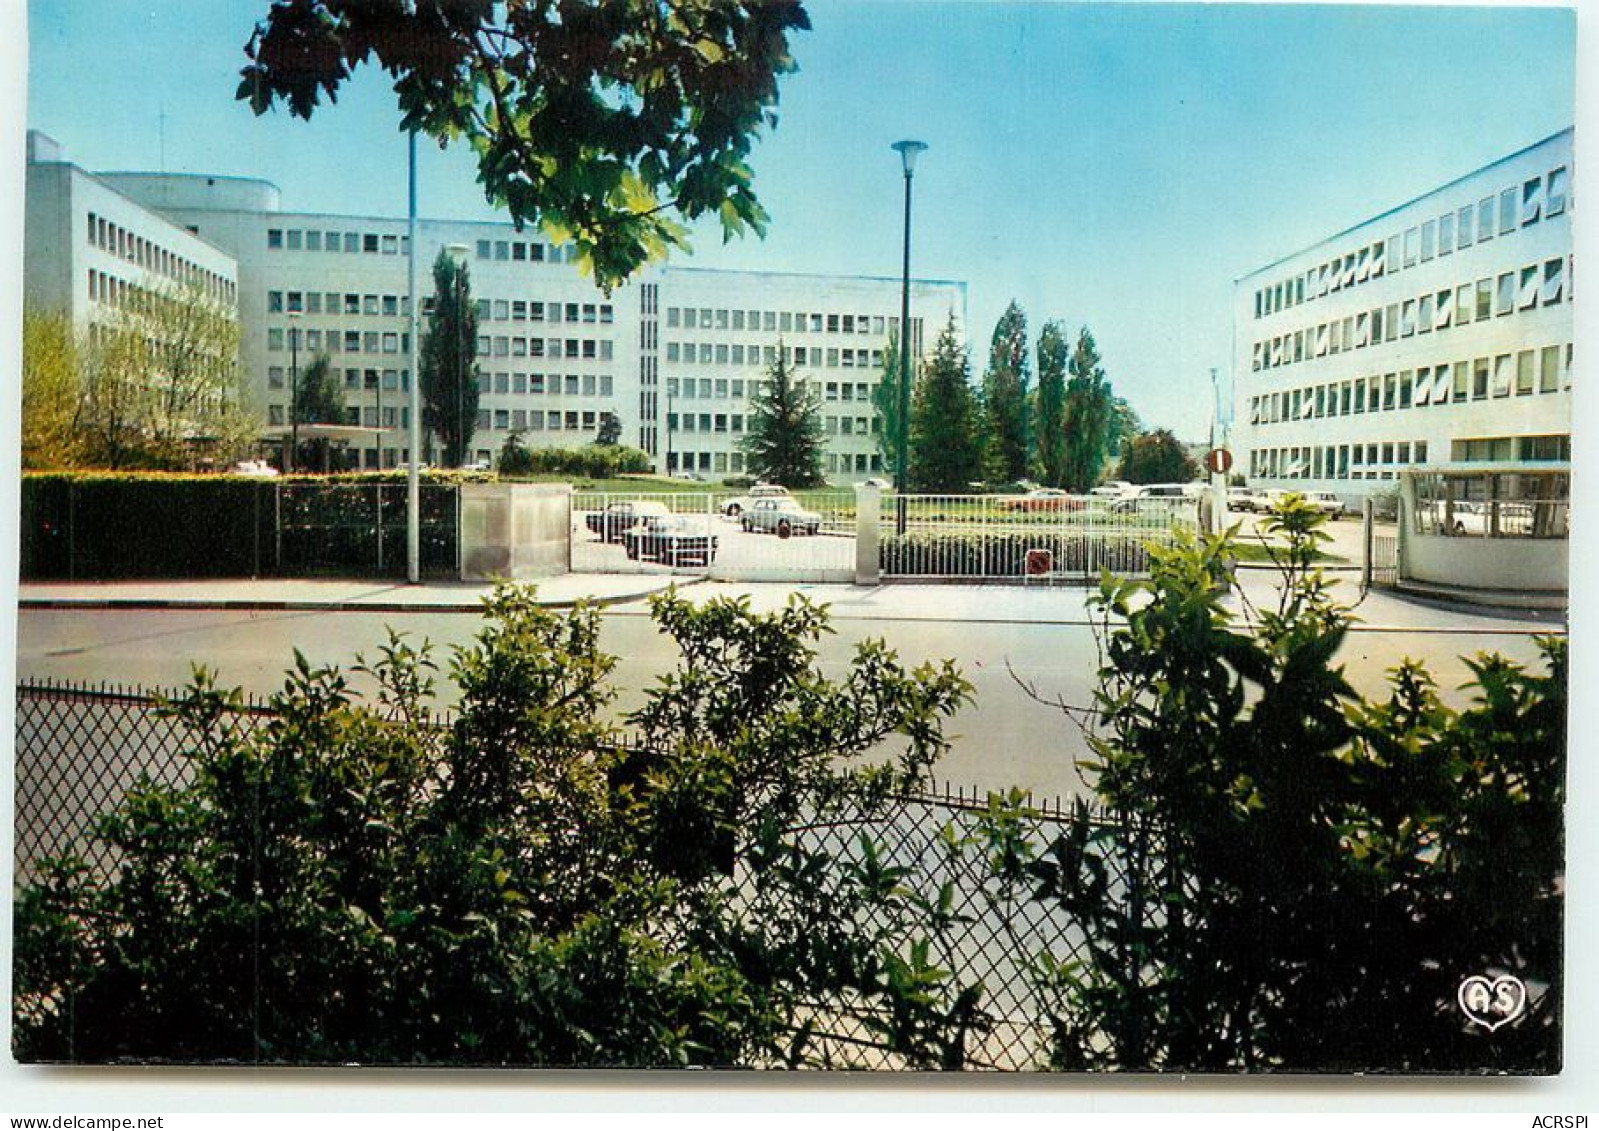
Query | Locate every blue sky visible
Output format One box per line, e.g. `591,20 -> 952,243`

22,1 -> 1577,437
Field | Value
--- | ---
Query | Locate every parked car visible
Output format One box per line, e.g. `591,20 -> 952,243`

622,514 -> 719,566
1304,491 -> 1349,518
741,497 -> 823,537
1089,481 -> 1133,500
231,460 -> 280,478
1227,486 -> 1265,513
586,500 -> 672,543
1109,483 -> 1198,514
1000,487 -> 1079,513
720,483 -> 793,518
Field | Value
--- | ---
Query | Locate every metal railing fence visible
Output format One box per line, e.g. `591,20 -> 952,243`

878,493 -> 1199,581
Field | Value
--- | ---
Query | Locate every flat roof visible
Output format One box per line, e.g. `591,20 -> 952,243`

1236,125 -> 1573,284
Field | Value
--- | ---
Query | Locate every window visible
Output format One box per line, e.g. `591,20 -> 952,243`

1492,354 -> 1513,397
1456,284 -> 1474,326
1438,212 -> 1454,254
268,328 -> 284,351
1522,176 -> 1544,226
1540,346 -> 1563,393
267,229 -> 283,249
1453,361 -> 1470,402
1516,350 -> 1536,395
1478,197 -> 1495,242
1420,220 -> 1436,261
1542,258 -> 1566,305
476,240 -> 491,259
1496,272 -> 1516,316
1519,265 -> 1539,309
1498,187 -> 1517,235
1547,166 -> 1569,217
1403,227 -> 1418,267
268,290 -> 284,313
1476,279 -> 1494,321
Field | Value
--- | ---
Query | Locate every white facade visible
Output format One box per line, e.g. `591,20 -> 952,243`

50,155 -> 969,481
655,268 -> 965,480
1234,128 -> 1573,498
23,133 -> 239,337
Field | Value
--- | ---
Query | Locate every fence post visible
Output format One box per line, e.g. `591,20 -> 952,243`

854,483 -> 881,586
375,483 -> 385,575
67,479 -> 76,582
1361,496 -> 1374,591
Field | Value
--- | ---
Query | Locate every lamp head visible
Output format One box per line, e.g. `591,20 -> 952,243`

891,139 -> 928,176
444,242 -> 471,267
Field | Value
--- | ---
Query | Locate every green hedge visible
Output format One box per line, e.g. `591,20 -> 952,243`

20,473 -> 460,580
498,441 -> 651,479
880,530 -> 1160,577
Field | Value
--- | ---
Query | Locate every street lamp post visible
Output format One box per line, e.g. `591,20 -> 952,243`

890,139 -> 926,536
287,310 -> 303,473
405,129 -> 420,583
445,243 -> 472,468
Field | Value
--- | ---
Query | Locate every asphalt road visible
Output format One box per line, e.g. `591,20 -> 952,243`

15,578 -> 1560,804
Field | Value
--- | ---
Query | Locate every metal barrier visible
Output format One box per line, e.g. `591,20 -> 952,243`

878,493 -> 1199,582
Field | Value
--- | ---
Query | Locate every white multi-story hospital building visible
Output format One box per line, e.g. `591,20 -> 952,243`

24,131 -> 966,480
1234,128 -> 1572,497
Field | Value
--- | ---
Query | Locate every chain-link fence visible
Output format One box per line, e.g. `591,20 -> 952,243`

14,679 -> 1153,1070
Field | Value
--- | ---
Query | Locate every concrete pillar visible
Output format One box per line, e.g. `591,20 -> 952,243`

459,482 -> 573,581
854,483 -> 881,586
1361,496 -> 1375,590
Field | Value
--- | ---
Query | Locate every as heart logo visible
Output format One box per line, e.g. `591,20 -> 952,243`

1457,974 -> 1527,1032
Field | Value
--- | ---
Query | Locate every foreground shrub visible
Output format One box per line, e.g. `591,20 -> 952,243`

13,587 -> 975,1067
982,497 -> 1564,1072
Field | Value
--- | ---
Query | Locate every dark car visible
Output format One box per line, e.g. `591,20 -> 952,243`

585,500 -> 671,543
622,514 -> 719,566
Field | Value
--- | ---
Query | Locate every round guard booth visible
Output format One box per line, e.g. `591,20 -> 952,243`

1399,464 -> 1569,603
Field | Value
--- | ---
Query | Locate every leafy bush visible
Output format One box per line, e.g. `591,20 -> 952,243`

496,438 -> 652,479
982,496 -> 1564,1072
14,587 -> 978,1067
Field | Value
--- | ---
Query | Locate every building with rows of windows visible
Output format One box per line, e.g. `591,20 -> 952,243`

24,132 -> 966,481
1233,127 -> 1572,499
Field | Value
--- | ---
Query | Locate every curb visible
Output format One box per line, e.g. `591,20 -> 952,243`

18,578 -> 700,615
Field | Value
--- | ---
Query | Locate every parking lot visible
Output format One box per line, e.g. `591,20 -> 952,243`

573,507 -> 857,581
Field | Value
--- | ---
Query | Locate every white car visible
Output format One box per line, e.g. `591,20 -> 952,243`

720,483 -> 793,518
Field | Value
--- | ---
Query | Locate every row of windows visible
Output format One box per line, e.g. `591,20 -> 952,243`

87,268 -> 234,320
474,238 -> 579,265
1252,257 -> 1569,373
86,211 -> 234,302
474,335 -> 614,361
664,376 -> 878,404
475,372 -> 616,399
269,290 -> 408,317
476,298 -> 613,324
267,227 -> 407,256
1250,342 -> 1571,425
1252,161 -> 1570,319
663,450 -> 885,475
1252,440 -> 1430,481
268,367 -> 412,394
668,340 -> 883,370
665,306 -> 898,338
481,408 -> 600,433
1450,435 -> 1570,462
268,327 -> 410,355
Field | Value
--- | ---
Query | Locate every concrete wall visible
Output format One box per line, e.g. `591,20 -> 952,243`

1402,531 -> 1567,592
459,483 -> 572,581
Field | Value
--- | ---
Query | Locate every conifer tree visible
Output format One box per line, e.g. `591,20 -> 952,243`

909,317 -> 983,493
981,301 -> 1032,483
741,344 -> 826,487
